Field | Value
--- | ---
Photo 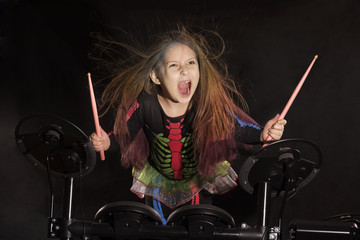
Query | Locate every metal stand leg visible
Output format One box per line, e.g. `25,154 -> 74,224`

257,181 -> 271,227
62,177 -> 74,240
63,177 -> 74,220
48,176 -> 75,239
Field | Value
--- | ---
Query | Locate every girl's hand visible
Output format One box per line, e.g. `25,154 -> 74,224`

89,127 -> 111,152
260,114 -> 287,143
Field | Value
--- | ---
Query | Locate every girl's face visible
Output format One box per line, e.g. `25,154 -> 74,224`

151,43 -> 200,106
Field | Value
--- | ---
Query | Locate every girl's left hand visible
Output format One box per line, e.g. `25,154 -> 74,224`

260,114 -> 287,142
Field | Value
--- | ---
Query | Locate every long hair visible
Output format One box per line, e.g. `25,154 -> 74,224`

92,25 -> 258,176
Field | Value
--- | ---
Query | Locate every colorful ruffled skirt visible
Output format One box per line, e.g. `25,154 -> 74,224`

130,161 -> 238,208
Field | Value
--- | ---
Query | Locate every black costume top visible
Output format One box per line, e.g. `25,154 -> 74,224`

123,92 -> 262,208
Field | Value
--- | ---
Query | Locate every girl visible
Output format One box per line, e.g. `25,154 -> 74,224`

90,26 -> 286,222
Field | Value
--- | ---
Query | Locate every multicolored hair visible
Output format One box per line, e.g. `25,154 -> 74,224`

92,25 -> 259,176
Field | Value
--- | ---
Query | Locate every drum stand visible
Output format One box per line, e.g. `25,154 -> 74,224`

15,114 -> 96,239
239,138 -> 322,239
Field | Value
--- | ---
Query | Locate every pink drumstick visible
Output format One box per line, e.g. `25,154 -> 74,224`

88,73 -> 105,160
264,55 -> 318,144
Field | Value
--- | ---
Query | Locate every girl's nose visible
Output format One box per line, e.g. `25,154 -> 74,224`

180,65 -> 189,75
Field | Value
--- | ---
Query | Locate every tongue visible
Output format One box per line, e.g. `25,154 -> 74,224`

178,82 -> 189,90
178,82 -> 189,94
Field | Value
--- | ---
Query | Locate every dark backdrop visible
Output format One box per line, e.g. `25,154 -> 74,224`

1,0 -> 360,239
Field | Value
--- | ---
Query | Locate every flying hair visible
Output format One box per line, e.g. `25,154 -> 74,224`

90,24 -> 259,176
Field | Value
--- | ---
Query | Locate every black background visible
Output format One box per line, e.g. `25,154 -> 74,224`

1,0 -> 360,239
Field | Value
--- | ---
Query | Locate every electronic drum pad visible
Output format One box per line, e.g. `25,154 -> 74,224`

239,138 -> 322,198
15,114 -> 96,178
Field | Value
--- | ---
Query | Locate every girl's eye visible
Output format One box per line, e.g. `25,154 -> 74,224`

169,63 -> 177,68
188,60 -> 196,65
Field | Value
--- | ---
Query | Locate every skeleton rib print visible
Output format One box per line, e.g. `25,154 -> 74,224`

149,118 -> 195,180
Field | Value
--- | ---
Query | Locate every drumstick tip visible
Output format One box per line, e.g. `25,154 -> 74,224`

87,72 -> 91,77
314,55 -> 318,59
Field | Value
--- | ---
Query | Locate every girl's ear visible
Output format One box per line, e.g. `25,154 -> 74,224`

150,70 -> 161,85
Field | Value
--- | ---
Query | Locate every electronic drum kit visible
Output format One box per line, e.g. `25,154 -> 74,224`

15,114 -> 360,240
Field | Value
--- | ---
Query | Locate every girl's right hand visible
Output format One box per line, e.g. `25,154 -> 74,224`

89,127 -> 111,152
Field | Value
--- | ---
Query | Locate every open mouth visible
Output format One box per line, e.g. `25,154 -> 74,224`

178,80 -> 191,96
